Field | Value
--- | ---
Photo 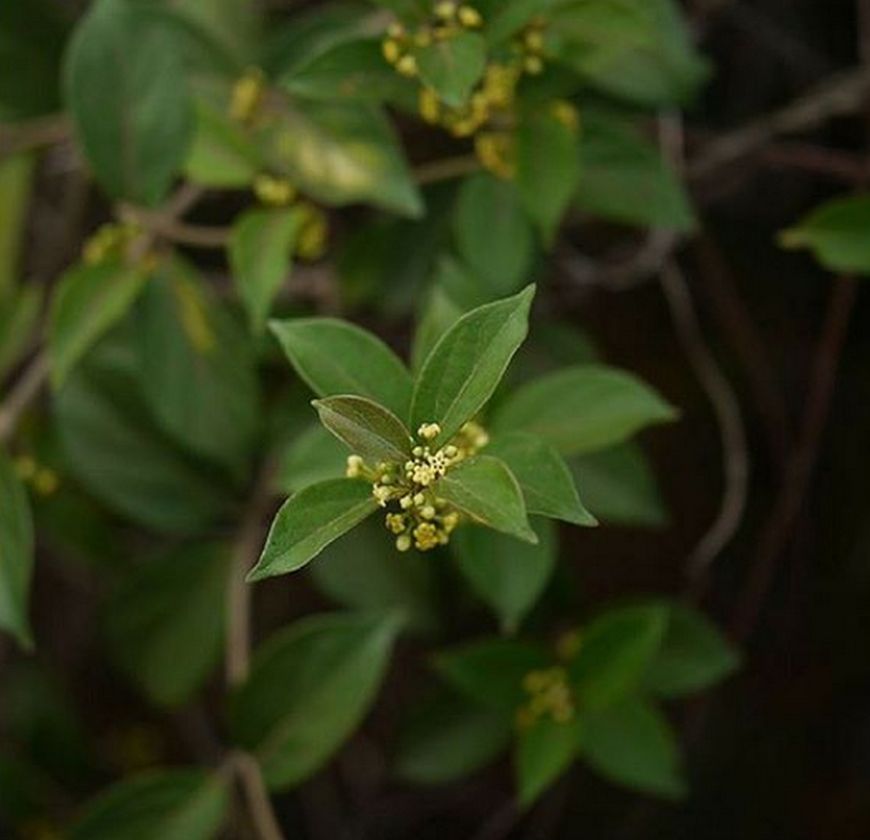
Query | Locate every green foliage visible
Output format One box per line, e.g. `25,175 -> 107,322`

105,544 -> 229,707
780,194 -> 870,274
0,453 -> 34,648
70,769 -> 229,840
313,395 -> 413,462
416,31 -> 487,107
64,0 -> 195,205
230,611 -> 400,789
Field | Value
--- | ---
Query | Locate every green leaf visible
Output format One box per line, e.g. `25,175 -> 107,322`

277,422 -> 346,492
310,519 -> 438,634
70,768 -> 229,840
249,478 -> 377,580
229,207 -> 301,334
568,603 -> 668,709
411,285 -> 535,446
0,153 -> 35,298
184,99 -> 261,188
438,455 -> 537,544
643,604 -> 740,697
54,337 -> 230,534
476,0 -> 555,44
411,283 -> 466,373
395,687 -> 511,785
436,637 -> 550,713
780,194 -> 870,274
270,317 -> 413,418
575,109 -> 695,231
105,544 -> 228,707
487,432 -> 596,526
0,0 -> 67,121
550,0 -> 709,108
453,518 -> 556,633
135,260 -> 259,476
48,260 -> 149,388
281,38 -> 410,102
259,101 -> 422,217
515,717 -> 580,807
0,286 -> 42,381
172,0 -> 260,64
570,442 -> 667,527
64,0 -> 194,204
0,453 -> 34,649
516,108 -> 581,241
578,697 -> 686,800
313,395 -> 412,463
415,31 -> 487,108
454,174 -> 535,299
230,611 -> 401,790
492,364 -> 676,457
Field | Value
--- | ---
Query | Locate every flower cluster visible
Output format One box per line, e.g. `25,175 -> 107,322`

229,73 -> 329,261
381,2 -> 484,80
516,666 -> 576,728
346,420 -> 489,552
381,5 -> 570,180
15,455 -> 59,497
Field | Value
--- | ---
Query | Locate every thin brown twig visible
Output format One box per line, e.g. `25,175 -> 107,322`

0,115 -> 71,160
231,751 -> 286,840
690,66 -> 870,179
0,352 -> 49,444
730,276 -> 857,641
414,154 -> 480,185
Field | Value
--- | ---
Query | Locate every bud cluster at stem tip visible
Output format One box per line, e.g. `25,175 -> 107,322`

346,420 -> 489,552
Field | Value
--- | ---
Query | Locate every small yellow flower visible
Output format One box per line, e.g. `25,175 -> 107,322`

229,67 -> 266,124
434,1 -> 457,20
253,173 -> 296,207
387,21 -> 406,39
457,5 -> 483,28
523,54 -> 544,75
396,533 -> 413,552
33,469 -> 59,497
382,38 -> 402,64
419,87 -> 441,124
295,204 -> 328,261
396,54 -> 418,77
417,422 -> 441,441
346,455 -> 365,478
551,100 -> 580,133
386,512 -> 408,534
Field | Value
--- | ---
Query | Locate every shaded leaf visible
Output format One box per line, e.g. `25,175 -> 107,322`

0,453 -> 34,649
230,611 -> 401,789
415,31 -> 487,108
313,395 -> 412,463
515,717 -> 580,807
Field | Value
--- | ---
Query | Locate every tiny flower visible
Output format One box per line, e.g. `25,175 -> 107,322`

421,505 -> 436,520
386,513 -> 408,534
346,455 -> 365,478
457,5 -> 483,27
396,534 -> 413,552
418,422 -> 441,441
396,54 -> 418,77
434,1 -> 457,20
382,38 -> 402,64
400,494 -> 414,510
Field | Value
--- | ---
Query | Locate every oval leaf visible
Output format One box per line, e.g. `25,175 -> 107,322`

48,259 -> 148,388
70,768 -> 228,840
270,317 -> 413,418
229,207 -> 301,334
411,285 -> 535,446
64,0 -> 194,204
249,478 -> 378,580
438,455 -> 537,544
415,31 -> 486,108
515,716 -> 581,807
313,395 -> 412,463
492,364 -> 676,456
230,611 -> 401,790
0,452 -> 34,649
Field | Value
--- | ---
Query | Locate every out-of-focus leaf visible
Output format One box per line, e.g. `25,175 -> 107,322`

568,603 -> 668,709
184,99 -> 261,187
249,478 -> 377,580
576,109 -> 695,230
454,174 -> 535,299
48,260 -> 149,388
415,31 -> 487,108
0,286 -> 41,380
135,259 -> 259,477
229,206 -> 301,333
578,697 -> 686,799
259,101 -> 422,217
0,453 -> 34,649
310,519 -> 438,634
491,364 -> 676,457
643,603 -> 740,697
516,107 -> 581,241
230,611 -> 401,790
0,154 -> 34,298
549,0 -> 709,107
453,518 -> 556,633
515,716 -> 580,806
105,544 -> 228,707
0,0 -> 68,120
780,194 -> 870,274
55,337 -> 230,533
64,0 -> 194,205
172,0 -> 261,65
395,686 -> 511,784
277,422 -> 347,493
435,637 -> 550,713
70,769 -> 229,840
410,282 -> 467,373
